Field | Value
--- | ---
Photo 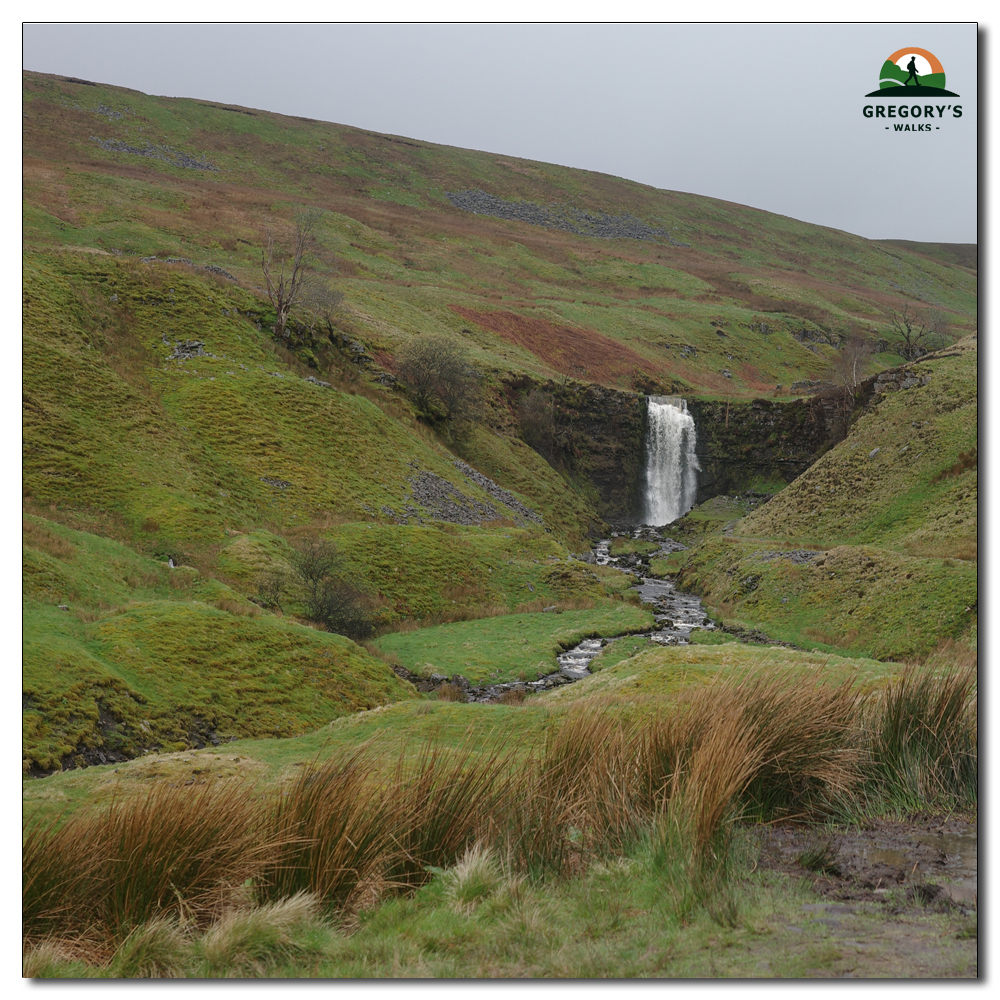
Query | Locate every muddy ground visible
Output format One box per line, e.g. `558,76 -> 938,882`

751,817 -> 977,978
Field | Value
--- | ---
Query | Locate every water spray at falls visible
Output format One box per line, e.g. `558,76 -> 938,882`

643,396 -> 700,525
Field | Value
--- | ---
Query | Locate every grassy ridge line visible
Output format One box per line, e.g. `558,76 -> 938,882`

23,71 -> 976,402
21,69 -> 977,305
23,597 -> 415,773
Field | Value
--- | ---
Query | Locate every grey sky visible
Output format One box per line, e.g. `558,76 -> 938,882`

22,22 -> 978,243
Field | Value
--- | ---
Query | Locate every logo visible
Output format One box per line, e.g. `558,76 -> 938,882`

865,47 -> 959,97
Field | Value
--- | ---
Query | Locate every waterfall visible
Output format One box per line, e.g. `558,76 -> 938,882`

643,396 -> 700,525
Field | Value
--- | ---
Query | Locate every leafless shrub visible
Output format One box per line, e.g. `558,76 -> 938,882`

289,539 -> 378,639
886,303 -> 950,361
394,336 -> 482,421
254,571 -> 287,611
261,209 -> 322,342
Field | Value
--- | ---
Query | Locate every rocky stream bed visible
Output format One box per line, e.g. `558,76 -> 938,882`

395,525 -> 726,703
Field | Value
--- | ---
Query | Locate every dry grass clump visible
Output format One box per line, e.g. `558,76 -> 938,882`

497,687 -> 527,705
107,917 -> 189,978
386,745 -> 512,889
439,844 -> 504,913
213,597 -> 262,617
434,681 -> 466,702
23,517 -> 76,560
24,782 -> 270,944
23,662 -> 978,972
199,892 -> 323,976
259,750 -> 390,911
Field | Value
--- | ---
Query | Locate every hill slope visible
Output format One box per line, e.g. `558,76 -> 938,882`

21,70 -> 977,769
672,340 -> 978,660
23,69 -> 976,403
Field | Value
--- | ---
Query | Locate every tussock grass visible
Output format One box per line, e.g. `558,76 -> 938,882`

24,781 -> 271,942
108,917 -> 188,978
198,892 -> 327,976
863,661 -> 977,812
24,663 -> 977,970
434,681 -> 466,702
439,844 -> 504,913
260,752 -> 391,911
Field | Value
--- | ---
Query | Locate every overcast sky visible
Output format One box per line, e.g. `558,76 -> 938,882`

22,22 -> 978,244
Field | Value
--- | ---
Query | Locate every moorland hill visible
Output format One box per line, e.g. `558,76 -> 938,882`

22,69 -> 976,775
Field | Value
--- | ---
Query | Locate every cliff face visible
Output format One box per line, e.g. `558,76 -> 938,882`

503,377 -> 647,524
688,394 -> 848,503
505,378 -> 858,522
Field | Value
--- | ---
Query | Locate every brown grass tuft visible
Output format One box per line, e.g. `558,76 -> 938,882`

23,518 -> 76,560
434,682 -> 466,702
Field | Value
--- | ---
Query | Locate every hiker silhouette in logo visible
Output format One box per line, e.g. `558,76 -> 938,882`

904,55 -> 920,86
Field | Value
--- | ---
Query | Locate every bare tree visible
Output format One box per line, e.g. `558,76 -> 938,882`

298,281 -> 345,341
261,209 -> 322,341
289,538 -> 378,639
827,332 -> 874,390
394,335 -> 481,420
886,304 -> 948,361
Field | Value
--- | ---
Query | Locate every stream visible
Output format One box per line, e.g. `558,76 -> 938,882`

466,527 -> 711,703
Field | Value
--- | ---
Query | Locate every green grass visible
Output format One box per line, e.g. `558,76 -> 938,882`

216,523 -> 605,623
374,603 -> 654,683
648,552 -> 687,577
22,638 -> 901,821
22,515 -> 415,772
608,537 -> 661,557
24,844 -> 978,978
674,536 -> 976,661
546,642 -> 900,706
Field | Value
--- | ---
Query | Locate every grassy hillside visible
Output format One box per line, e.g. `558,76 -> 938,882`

21,68 -> 977,778
23,515 -> 416,773
23,69 -> 976,406
667,341 -> 978,660
738,341 -> 978,556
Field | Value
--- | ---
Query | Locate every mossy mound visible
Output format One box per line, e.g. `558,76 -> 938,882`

22,517 -> 414,773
